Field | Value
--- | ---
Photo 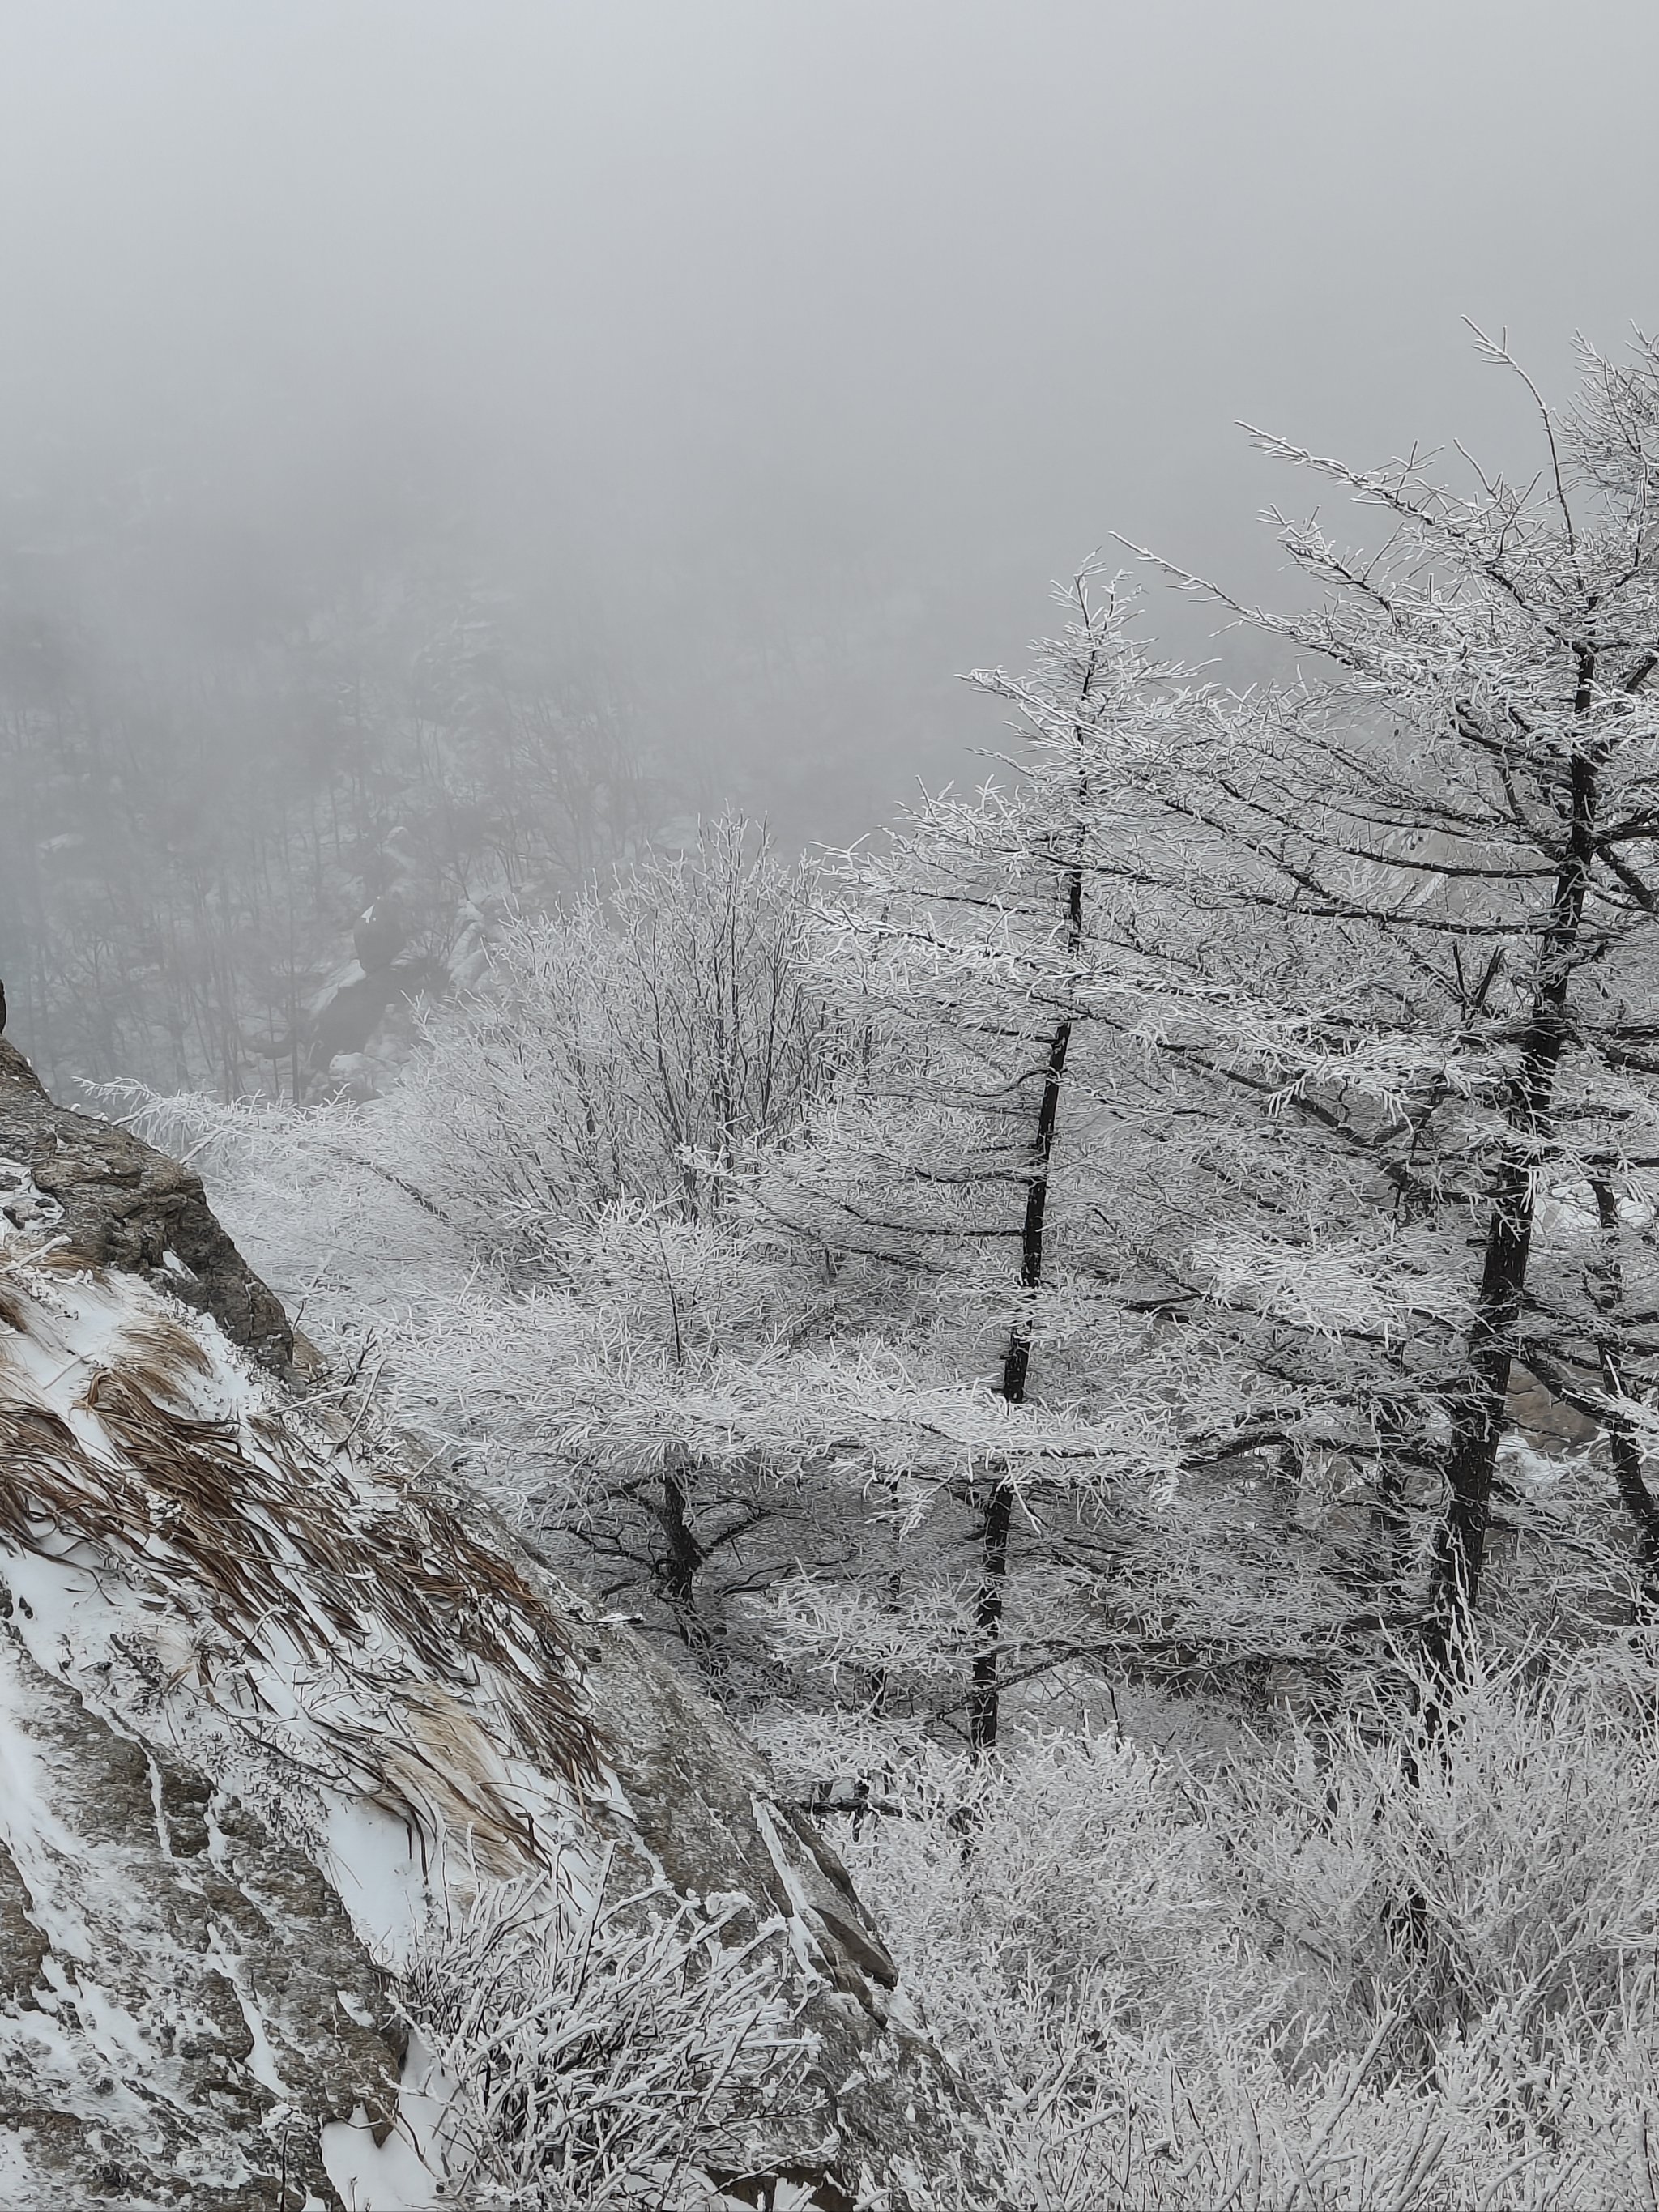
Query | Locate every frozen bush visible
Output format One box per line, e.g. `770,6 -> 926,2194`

1213,1638 -> 1659,2063
815,1642 -> 1659,2210
401,1849 -> 812,2210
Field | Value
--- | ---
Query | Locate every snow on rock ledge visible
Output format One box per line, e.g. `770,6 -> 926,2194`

0,1040 -> 292,1375
0,1048 -> 979,2211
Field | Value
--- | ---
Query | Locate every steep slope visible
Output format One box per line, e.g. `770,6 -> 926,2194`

0,1046 -> 980,2210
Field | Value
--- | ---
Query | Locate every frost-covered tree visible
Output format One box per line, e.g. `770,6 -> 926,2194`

760,335 -> 1659,1744
758,583 -> 1193,1751
392,815 -> 838,1259
1107,330 -> 1659,1664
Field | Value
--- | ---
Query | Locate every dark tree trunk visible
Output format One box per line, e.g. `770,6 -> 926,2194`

655,1451 -> 721,1667
1367,1398 -> 1412,1596
1423,716 -> 1600,1673
969,850 -> 1082,1757
966,1475 -> 1014,1756
1589,1178 -> 1659,1600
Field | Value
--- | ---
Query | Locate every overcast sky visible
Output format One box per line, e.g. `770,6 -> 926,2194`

2,1 -> 1655,834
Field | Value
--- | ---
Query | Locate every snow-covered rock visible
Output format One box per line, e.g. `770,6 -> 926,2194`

0,1046 -> 979,2210
0,1041 -> 292,1375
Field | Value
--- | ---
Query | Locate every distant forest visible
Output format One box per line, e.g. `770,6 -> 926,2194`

0,477 -> 960,1100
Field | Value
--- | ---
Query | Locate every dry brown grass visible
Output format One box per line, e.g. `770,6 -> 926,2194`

116,1311 -> 215,1396
0,1297 -> 602,1862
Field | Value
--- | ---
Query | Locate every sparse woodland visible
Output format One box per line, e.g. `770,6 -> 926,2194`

112,337 -> 1659,2205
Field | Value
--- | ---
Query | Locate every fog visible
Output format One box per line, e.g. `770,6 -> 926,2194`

2,1 -> 1655,1089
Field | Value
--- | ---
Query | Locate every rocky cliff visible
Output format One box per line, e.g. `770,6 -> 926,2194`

0,1046 -> 982,2210
0,1041 -> 292,1373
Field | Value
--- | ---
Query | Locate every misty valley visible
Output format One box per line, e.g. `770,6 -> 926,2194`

5,331 -> 1659,2208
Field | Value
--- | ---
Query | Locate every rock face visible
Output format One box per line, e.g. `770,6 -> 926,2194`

0,1048 -> 982,2210
0,1042 -> 292,1373
0,1640 -> 405,2210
